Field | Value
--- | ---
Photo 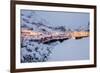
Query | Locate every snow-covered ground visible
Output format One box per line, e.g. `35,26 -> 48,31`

48,37 -> 89,61
20,10 -> 90,63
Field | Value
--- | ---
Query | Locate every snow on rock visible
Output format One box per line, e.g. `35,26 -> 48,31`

21,37 -> 56,62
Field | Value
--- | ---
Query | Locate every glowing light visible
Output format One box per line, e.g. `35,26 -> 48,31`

21,29 -> 89,42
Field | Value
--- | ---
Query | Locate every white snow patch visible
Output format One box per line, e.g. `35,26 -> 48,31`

48,37 -> 89,61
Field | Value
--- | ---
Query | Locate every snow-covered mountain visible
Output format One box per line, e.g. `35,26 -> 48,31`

21,10 -> 89,63
21,10 -> 68,34
21,10 -> 66,63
